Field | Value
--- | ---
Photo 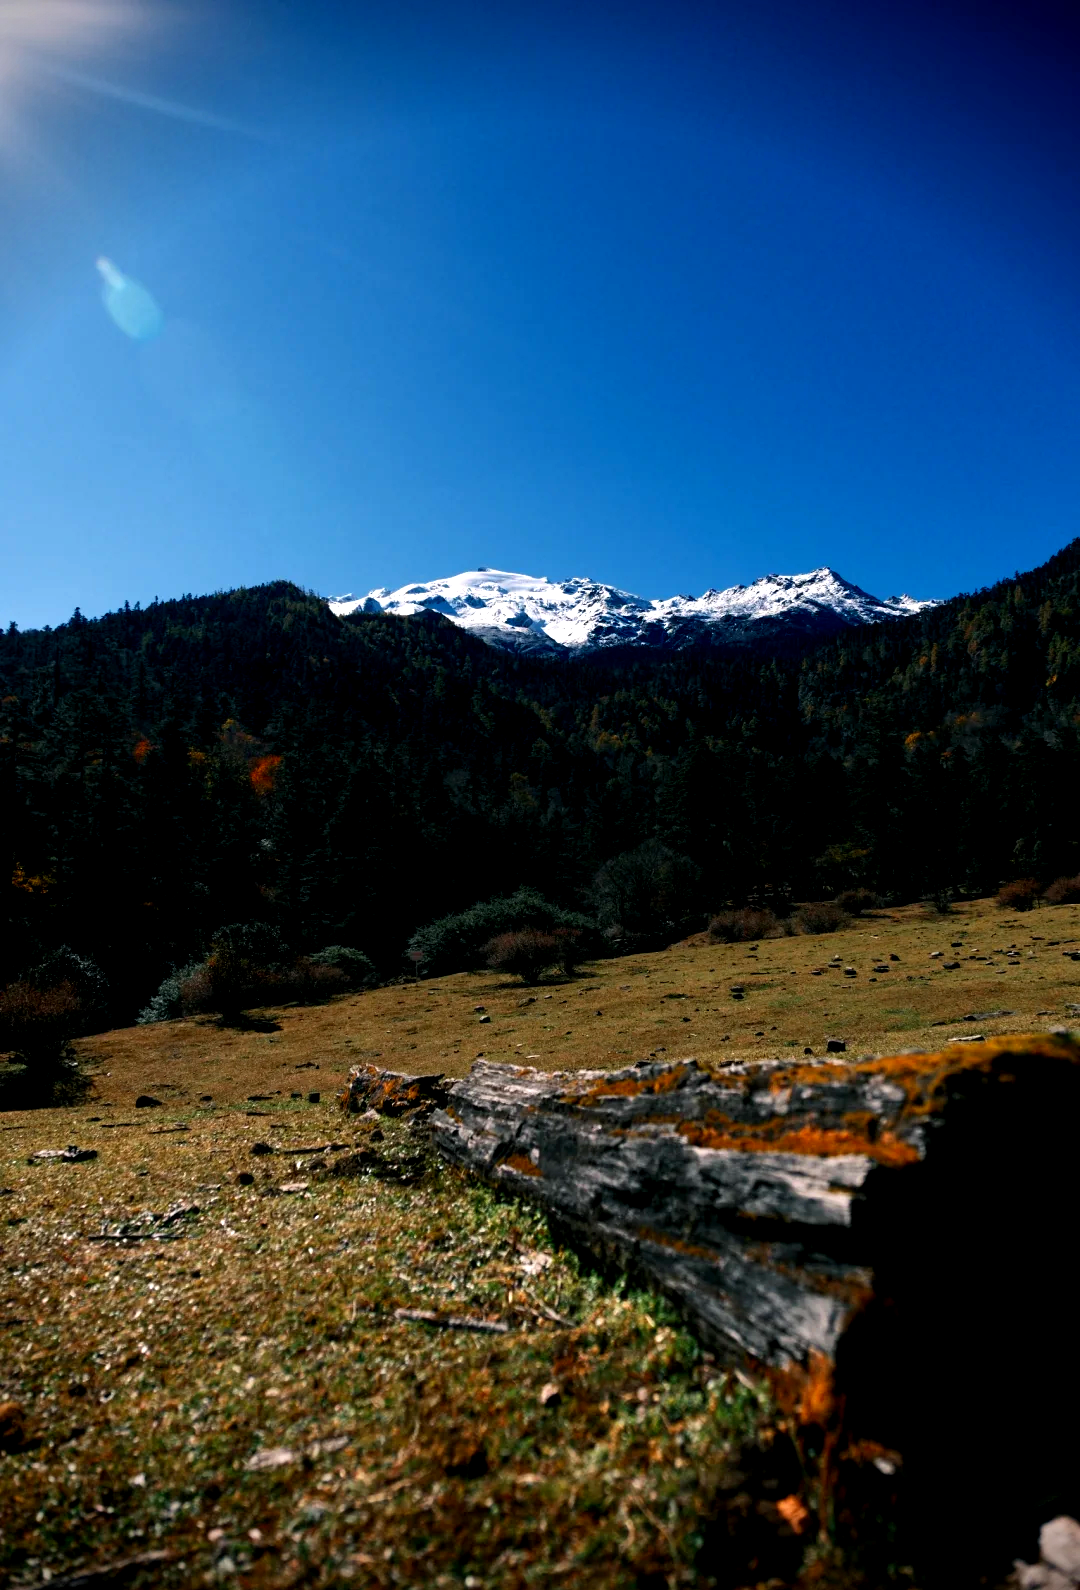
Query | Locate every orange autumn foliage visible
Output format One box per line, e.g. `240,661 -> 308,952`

249,754 -> 282,795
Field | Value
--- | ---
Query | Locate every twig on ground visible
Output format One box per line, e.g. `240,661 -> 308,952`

393,1307 -> 509,1334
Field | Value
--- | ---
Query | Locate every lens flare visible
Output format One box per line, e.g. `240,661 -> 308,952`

96,255 -> 163,340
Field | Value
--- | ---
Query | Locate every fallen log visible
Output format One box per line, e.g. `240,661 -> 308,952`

405,1037 -> 1080,1580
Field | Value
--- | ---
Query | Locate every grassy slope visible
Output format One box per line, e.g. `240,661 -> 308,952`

73,895 -> 1080,1100
3,894 -> 1077,1588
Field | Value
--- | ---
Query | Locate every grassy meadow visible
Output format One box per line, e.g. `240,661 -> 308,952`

3,893 -> 1079,1588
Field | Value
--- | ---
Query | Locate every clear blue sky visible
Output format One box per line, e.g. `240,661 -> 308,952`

2,0 -> 1079,628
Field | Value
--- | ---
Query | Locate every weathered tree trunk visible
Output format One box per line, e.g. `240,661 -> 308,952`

348,1038 -> 1080,1579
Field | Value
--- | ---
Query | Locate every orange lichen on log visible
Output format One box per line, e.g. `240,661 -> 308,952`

499,1153 -> 541,1178
563,1065 -> 691,1106
675,1118 -> 920,1167
637,1225 -> 717,1262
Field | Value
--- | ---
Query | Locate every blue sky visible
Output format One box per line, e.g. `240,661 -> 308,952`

2,0 -> 1079,628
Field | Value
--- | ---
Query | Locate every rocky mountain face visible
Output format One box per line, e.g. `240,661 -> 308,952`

329,566 -> 935,653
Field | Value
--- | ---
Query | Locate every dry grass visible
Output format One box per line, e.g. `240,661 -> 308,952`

67,896 -> 1080,1104
0,1104 -> 773,1588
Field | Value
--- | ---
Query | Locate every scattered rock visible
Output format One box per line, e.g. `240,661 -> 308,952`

28,1146 -> 97,1165
930,951 -> 944,959
250,1142 -> 274,1156
1011,1516 -> 1080,1588
1042,1517 -> 1080,1578
279,1181 -> 310,1194
245,1446 -> 297,1472
307,1092 -> 321,1103
539,1381 -> 561,1407
0,1399 -> 26,1453
478,1015 -> 491,1025
873,964 -> 890,973
236,1172 -> 255,1187
889,953 -> 901,961
944,961 -> 961,970
825,1037 -> 846,1054
474,1005 -> 486,1013
843,967 -> 857,977
134,1096 -> 162,1108
803,1047 -> 814,1055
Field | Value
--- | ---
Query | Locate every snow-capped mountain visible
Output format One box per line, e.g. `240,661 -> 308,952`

328,567 -> 936,654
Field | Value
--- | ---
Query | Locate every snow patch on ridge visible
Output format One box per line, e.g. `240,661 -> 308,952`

329,567 -> 937,653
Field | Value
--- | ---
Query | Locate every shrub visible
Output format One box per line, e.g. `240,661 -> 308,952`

835,889 -> 880,917
1045,875 -> 1080,905
308,946 -> 377,987
924,887 -> 955,915
0,980 -> 86,1105
708,908 -> 781,943
28,948 -> 108,1025
793,901 -> 849,935
996,878 -> 1041,911
483,930 -> 563,984
408,890 -> 597,976
593,841 -> 701,939
137,961 -> 206,1024
285,958 -> 348,1004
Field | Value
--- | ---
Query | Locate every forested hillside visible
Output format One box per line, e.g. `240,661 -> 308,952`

3,537 -> 1080,1022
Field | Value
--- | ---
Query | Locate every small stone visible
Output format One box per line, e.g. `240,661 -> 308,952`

474,1005 -> 486,1013
199,1094 -> 213,1102
889,954 -> 900,961
307,1092 -> 320,1103
843,967 -> 857,977
250,1142 -> 274,1156
873,965 -> 889,973
944,961 -> 961,970
825,1037 -> 847,1054
236,1171 -> 255,1186
279,1181 -> 309,1194
803,1047 -> 814,1055
1040,1517 -> 1080,1578
930,951 -> 944,959
539,1381 -> 561,1407
28,1145 -> 97,1164
478,1015 -> 491,1024
134,1095 -> 162,1108
245,1446 -> 297,1472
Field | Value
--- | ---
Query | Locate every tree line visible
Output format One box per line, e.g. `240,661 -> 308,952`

3,537 -> 1080,1029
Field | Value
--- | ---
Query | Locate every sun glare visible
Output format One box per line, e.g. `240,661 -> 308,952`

0,0 -> 140,151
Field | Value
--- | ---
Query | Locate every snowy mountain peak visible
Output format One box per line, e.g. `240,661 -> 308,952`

329,566 -> 936,653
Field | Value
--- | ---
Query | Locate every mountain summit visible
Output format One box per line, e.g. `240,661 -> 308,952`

328,567 -> 936,653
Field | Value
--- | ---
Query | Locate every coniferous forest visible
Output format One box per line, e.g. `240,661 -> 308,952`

3,537 -> 1080,1026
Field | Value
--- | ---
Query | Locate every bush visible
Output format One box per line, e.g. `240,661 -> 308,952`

1045,875 -> 1080,905
28,948 -> 108,1025
593,841 -> 701,939
924,887 -> 955,915
793,901 -> 849,935
308,946 -> 377,987
285,958 -> 349,1004
835,889 -> 880,917
0,980 -> 86,1105
708,908 -> 781,943
408,890 -> 597,976
137,961 -> 206,1024
483,930 -> 563,984
996,878 -> 1041,911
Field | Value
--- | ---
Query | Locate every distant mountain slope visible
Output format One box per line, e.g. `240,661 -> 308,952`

329,566 -> 936,652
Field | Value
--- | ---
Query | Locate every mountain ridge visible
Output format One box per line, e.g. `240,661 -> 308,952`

329,566 -> 936,652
